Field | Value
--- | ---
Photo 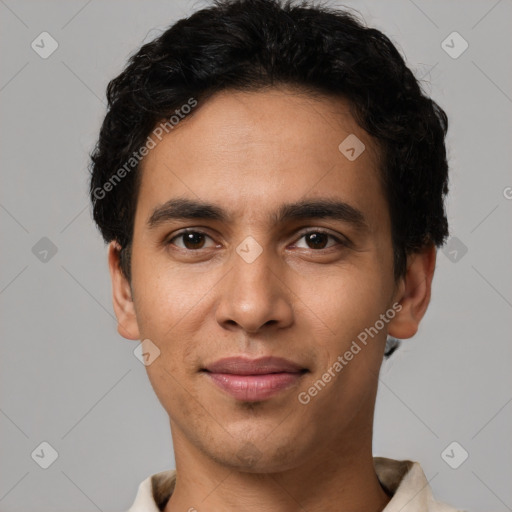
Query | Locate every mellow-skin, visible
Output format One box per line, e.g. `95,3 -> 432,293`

108,86 -> 436,511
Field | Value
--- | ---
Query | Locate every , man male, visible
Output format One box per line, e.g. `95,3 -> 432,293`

89,0 -> 463,510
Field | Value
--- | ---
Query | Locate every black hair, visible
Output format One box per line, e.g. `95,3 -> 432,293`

89,0 -> 450,357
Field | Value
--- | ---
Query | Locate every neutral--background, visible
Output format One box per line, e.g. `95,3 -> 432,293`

1,1 -> 511,511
